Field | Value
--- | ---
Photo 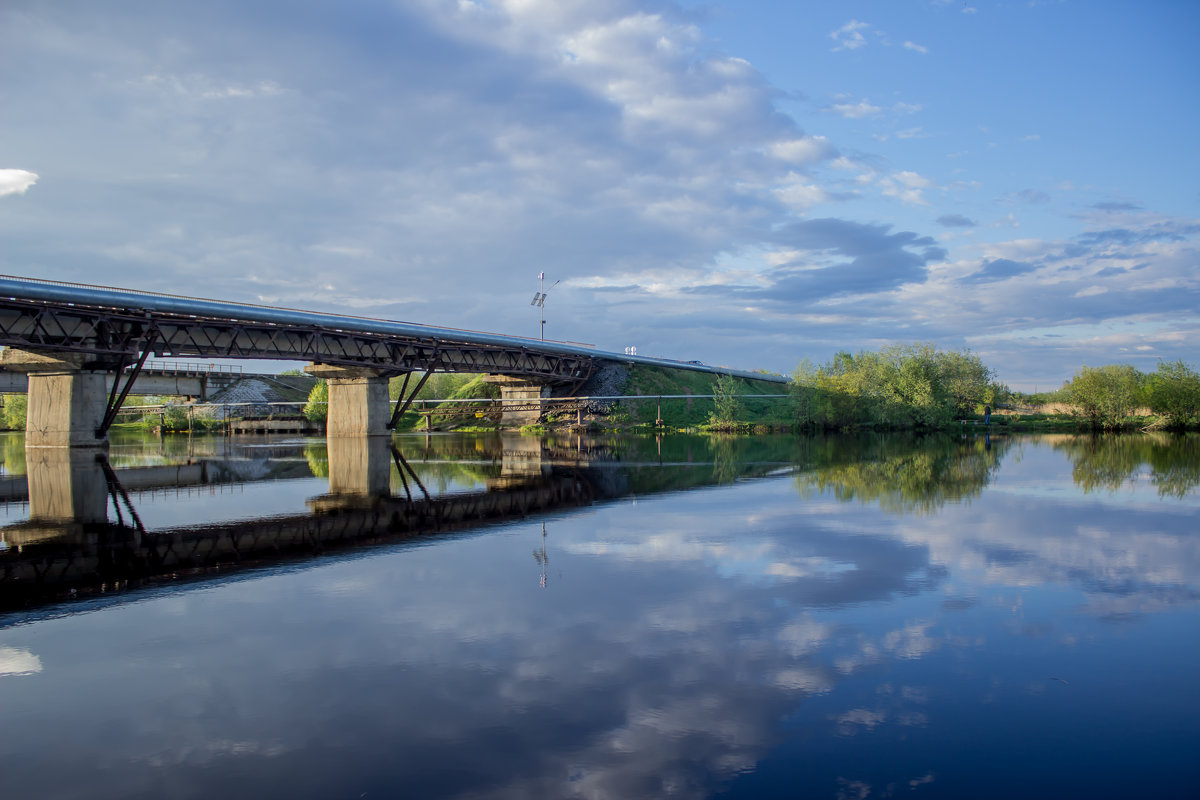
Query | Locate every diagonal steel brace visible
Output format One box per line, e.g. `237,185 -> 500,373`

96,332 -> 157,439
389,369 -> 434,429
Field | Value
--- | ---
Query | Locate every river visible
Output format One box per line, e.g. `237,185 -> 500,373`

1,430 -> 1197,799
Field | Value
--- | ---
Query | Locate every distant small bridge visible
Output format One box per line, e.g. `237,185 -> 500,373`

0,360 -> 314,401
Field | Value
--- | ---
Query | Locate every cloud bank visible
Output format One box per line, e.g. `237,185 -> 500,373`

0,0 -> 1195,385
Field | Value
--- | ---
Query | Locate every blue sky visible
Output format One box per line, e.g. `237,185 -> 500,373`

2,0 -> 1196,389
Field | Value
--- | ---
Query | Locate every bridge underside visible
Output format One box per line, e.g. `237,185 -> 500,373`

0,296 -> 594,380
0,295 -> 595,445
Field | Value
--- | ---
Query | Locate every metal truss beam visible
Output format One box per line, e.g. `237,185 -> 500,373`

0,298 -> 596,384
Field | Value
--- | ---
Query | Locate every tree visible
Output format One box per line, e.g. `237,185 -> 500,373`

1147,360 -> 1200,429
711,373 -> 743,425
938,349 -> 994,417
1065,364 -> 1146,429
303,379 -> 328,422
2,394 -> 26,431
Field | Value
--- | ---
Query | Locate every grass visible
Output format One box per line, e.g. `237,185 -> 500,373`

611,365 -> 792,429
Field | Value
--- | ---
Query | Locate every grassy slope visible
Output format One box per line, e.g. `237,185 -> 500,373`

617,365 -> 791,428
394,374 -> 501,430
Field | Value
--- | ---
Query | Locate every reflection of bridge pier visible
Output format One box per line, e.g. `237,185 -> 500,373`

489,433 -> 551,490
0,448 -> 112,550
327,436 -> 393,497
25,449 -> 109,535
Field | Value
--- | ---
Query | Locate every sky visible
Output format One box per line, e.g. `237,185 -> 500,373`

2,0 -> 1197,390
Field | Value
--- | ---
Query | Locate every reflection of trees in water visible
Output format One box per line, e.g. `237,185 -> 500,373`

304,444 -> 329,478
712,435 -> 742,485
792,433 -> 1008,514
0,433 -> 25,475
1053,433 -> 1200,498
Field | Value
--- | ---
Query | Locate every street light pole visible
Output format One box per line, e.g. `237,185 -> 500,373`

530,272 -> 560,341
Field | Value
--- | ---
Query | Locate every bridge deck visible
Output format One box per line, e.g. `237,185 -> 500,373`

0,274 -> 785,384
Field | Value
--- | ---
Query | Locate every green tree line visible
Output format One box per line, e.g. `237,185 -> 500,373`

1062,360 -> 1200,430
789,344 -> 1007,431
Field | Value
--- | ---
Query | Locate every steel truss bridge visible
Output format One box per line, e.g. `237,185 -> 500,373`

0,274 -> 786,440
0,275 -> 597,382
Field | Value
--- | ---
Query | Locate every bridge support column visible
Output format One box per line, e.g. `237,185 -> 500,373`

304,364 -> 393,437
483,375 -> 551,427
0,349 -> 109,448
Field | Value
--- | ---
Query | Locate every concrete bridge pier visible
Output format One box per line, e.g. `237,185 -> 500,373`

1,349 -> 109,448
305,364 -> 394,437
484,375 -> 551,426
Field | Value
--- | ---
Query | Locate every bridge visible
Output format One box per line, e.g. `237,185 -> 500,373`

0,274 -> 785,446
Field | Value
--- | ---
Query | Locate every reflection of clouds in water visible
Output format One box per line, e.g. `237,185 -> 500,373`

8,440 -> 1195,799
835,708 -> 886,735
889,492 -> 1200,615
136,738 -> 290,769
0,647 -> 41,676
568,531 -> 856,583
837,777 -> 872,799
833,620 -> 940,675
0,485 -> 950,800
883,622 -> 939,660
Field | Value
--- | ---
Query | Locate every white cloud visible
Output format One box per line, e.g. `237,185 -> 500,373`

1,0 -> 1196,382
0,169 -> 39,197
830,19 -> 870,51
132,73 -> 283,100
903,41 -> 929,54
879,170 -> 934,205
768,136 -> 834,165
774,174 -> 832,211
830,99 -> 882,118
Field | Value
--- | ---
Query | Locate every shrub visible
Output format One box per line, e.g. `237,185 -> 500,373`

790,344 -> 995,430
304,379 -> 328,422
1147,360 -> 1200,429
163,405 -> 190,431
710,373 -> 744,424
1064,364 -> 1146,430
2,394 -> 26,430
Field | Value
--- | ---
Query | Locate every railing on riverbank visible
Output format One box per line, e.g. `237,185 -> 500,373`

107,392 -> 794,434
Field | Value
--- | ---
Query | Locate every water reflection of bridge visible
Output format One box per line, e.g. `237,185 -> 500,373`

0,435 -> 641,611
1,477 -> 598,610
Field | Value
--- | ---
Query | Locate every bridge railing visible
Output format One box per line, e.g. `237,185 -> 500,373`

140,361 -> 245,376
106,391 -> 794,431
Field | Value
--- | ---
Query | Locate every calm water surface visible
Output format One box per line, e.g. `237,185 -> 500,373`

1,430 -> 1197,799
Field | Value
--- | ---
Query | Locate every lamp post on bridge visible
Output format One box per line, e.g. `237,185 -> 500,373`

530,272 -> 559,341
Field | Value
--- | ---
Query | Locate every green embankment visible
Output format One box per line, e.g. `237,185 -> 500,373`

604,365 -> 790,430
392,373 -> 501,431
385,365 -> 790,432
